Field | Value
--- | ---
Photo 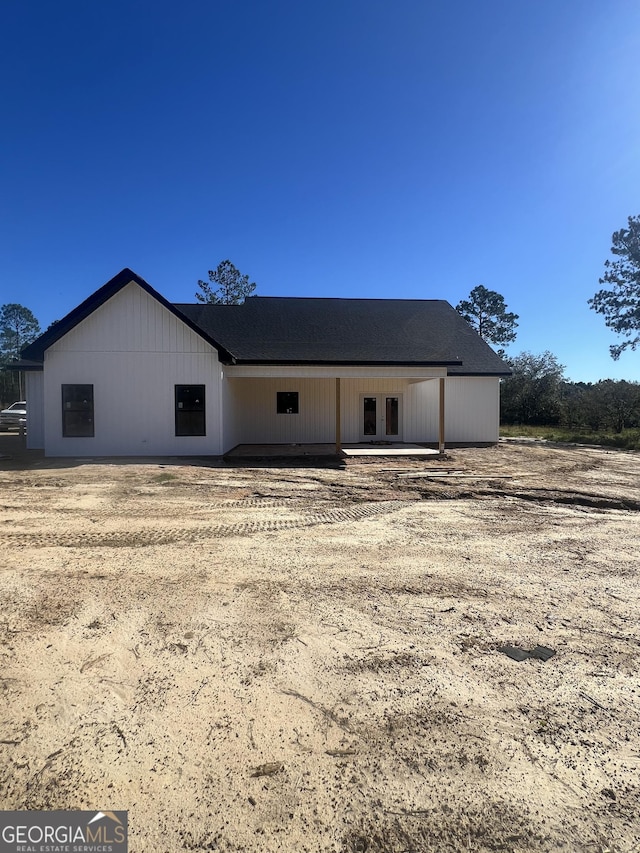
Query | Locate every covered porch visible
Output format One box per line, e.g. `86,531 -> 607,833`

221,365 -> 450,455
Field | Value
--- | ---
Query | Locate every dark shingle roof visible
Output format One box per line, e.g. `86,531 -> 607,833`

175,297 -> 511,374
21,269 -> 511,375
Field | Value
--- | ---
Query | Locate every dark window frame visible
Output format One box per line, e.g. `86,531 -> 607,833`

62,384 -> 94,438
276,391 -> 299,415
175,384 -> 206,436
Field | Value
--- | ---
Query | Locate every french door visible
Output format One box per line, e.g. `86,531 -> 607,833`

361,394 -> 402,441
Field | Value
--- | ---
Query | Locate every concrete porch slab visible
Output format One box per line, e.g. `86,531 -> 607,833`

225,443 -> 440,459
342,443 -> 439,457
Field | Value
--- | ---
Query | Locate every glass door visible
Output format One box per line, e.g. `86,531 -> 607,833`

361,394 -> 402,440
385,396 -> 399,437
363,397 -> 377,436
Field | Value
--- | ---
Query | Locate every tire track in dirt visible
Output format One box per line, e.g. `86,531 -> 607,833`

4,496 -> 297,519
0,500 -> 407,548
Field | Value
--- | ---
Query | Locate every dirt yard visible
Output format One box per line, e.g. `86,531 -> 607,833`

0,438 -> 639,852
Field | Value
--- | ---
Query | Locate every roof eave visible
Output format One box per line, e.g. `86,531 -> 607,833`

450,370 -> 513,377
1,359 -> 44,371
224,358 -> 464,367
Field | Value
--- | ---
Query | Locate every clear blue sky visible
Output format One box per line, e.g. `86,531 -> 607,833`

2,0 -> 639,382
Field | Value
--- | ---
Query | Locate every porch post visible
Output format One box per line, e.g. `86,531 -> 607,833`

438,377 -> 445,454
335,377 -> 341,453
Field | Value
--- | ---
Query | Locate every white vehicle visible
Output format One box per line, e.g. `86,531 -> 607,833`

0,401 -> 27,430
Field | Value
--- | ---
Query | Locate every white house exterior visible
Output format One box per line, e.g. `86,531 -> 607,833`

18,269 -> 510,457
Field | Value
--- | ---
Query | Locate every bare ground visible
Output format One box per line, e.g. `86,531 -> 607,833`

0,439 -> 639,852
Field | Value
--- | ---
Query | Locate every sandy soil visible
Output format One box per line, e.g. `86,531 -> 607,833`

0,439 -> 639,852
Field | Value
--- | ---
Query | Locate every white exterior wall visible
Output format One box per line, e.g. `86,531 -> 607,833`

443,377 -> 500,442
405,379 -> 439,442
408,376 -> 500,443
43,283 -> 223,456
221,372 -> 238,453
225,378 -> 335,445
25,371 -> 45,449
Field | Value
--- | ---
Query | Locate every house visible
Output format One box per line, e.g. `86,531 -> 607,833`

17,269 -> 511,457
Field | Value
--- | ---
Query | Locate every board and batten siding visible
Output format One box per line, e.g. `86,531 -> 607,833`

443,377 -> 500,442
225,378 -> 335,445
42,282 -> 223,456
25,371 -> 45,449
406,377 -> 500,443
222,372 -> 244,452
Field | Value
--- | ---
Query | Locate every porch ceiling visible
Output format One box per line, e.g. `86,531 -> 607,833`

224,365 -> 447,379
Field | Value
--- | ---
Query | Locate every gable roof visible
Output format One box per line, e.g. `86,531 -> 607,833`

20,268 -> 234,364
20,270 -> 511,376
176,297 -> 511,375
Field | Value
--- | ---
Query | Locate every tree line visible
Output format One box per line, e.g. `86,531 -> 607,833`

455,293 -> 640,431
499,352 -> 640,431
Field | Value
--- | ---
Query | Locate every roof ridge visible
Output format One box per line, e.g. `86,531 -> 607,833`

174,296 -> 449,306
246,296 -> 447,302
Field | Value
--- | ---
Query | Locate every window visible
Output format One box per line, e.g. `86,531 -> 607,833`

277,391 -> 299,414
62,385 -> 94,437
175,385 -> 205,436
